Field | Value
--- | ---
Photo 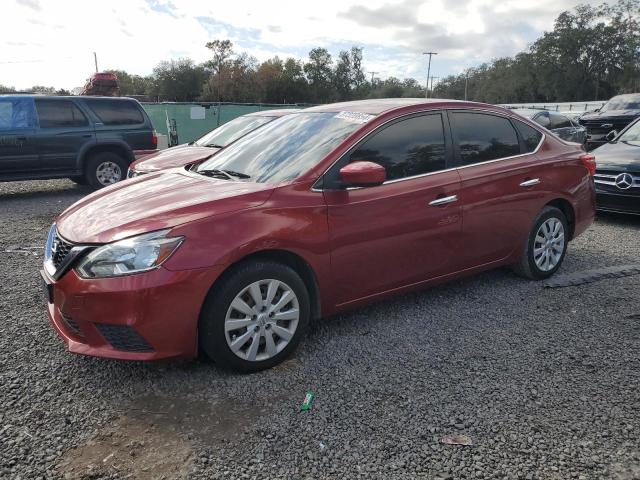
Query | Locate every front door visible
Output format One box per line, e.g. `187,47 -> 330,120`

322,112 -> 463,306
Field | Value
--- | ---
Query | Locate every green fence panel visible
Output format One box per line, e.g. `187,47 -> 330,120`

142,103 -> 302,145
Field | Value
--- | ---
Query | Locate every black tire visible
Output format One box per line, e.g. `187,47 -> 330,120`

513,206 -> 569,280
199,260 -> 310,372
68,176 -> 88,185
84,151 -> 128,189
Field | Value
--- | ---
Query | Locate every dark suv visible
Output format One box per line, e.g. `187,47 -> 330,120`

579,93 -> 640,150
0,95 -> 157,188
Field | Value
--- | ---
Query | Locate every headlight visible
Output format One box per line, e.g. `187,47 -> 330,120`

76,230 -> 183,278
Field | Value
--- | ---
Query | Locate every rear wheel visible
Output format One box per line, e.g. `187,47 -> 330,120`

513,206 -> 568,280
85,152 -> 128,188
199,260 -> 310,372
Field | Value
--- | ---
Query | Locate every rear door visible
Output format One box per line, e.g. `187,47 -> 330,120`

0,97 -> 39,178
33,98 -> 94,174
323,112 -> 463,305
449,110 -> 546,268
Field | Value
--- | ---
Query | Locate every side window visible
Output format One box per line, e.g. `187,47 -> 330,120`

349,114 -> 446,181
534,112 -> 551,128
84,99 -> 144,125
513,119 -> 543,153
0,99 -> 38,130
548,113 -> 572,129
35,100 -> 88,128
450,112 -> 520,165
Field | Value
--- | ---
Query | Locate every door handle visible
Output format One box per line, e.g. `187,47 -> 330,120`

520,178 -> 541,187
429,194 -> 458,206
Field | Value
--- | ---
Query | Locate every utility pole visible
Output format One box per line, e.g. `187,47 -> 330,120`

369,71 -> 378,85
93,52 -> 98,73
430,76 -> 439,96
464,71 -> 469,100
423,51 -> 438,98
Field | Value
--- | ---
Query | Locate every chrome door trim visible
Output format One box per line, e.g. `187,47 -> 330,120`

429,195 -> 458,206
520,178 -> 541,187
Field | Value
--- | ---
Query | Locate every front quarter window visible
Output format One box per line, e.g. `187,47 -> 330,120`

196,112 -> 369,183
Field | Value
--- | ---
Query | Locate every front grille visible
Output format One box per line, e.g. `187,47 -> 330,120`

580,117 -> 636,135
594,171 -> 640,195
95,324 -> 154,352
52,233 -> 74,270
60,312 -> 84,338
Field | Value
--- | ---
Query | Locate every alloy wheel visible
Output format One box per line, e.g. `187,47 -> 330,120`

533,217 -> 565,272
96,161 -> 122,186
224,279 -> 300,362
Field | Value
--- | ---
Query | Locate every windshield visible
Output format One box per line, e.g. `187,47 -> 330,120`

195,115 -> 274,147
196,112 -> 369,183
601,95 -> 640,112
618,119 -> 640,144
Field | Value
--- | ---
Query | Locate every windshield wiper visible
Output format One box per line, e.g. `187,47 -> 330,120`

197,168 -> 251,180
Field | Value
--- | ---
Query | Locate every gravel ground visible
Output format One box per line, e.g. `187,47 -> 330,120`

1,179 -> 639,480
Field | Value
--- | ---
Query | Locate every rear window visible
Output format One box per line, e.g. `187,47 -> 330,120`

84,99 -> 144,125
450,112 -> 521,165
35,99 -> 88,128
513,119 -> 543,152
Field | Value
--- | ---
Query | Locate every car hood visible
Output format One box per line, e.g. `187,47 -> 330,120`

581,110 -> 640,121
130,145 -> 220,173
57,171 -> 274,244
594,141 -> 640,170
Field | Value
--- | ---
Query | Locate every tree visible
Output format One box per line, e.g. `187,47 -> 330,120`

149,59 -> 206,102
304,48 -> 333,102
106,70 -> 151,96
205,39 -> 234,101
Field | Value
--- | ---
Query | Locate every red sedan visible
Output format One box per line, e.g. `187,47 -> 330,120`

42,99 -> 596,371
127,108 -> 299,176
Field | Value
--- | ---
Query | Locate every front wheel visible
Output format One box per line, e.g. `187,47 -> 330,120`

199,261 -> 310,372
513,206 -> 569,280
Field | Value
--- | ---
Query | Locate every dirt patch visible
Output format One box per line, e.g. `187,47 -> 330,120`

57,393 -> 265,479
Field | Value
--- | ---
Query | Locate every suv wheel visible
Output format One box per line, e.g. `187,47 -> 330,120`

199,260 -> 310,372
85,152 -> 128,188
514,206 -> 569,280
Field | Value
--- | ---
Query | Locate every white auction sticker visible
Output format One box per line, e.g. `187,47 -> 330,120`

334,111 -> 375,124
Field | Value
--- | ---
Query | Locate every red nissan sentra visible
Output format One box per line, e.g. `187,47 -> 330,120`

41,99 -> 596,372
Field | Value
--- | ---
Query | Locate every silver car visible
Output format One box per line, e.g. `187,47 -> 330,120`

512,109 -> 587,145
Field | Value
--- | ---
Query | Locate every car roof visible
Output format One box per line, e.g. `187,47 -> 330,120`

0,94 -> 138,102
246,108 -> 301,117
304,98 -> 475,116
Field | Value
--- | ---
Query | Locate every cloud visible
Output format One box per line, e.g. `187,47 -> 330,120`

1,0 -> 602,90
16,0 -> 40,11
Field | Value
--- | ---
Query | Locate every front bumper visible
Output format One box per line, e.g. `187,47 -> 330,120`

596,191 -> 640,215
41,264 -> 224,360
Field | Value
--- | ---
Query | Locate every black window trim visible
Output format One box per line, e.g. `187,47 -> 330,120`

313,109 -> 454,191
446,109 -> 545,171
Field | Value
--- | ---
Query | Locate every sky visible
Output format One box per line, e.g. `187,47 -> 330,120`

2,0 -> 601,91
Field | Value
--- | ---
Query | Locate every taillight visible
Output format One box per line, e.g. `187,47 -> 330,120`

579,154 -> 596,176
151,130 -> 158,149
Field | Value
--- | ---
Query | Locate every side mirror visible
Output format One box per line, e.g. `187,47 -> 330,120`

339,161 -> 386,188
606,130 -> 618,142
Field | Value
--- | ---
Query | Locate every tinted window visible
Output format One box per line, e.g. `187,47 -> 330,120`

35,99 -> 88,128
513,119 -> 543,153
84,99 -> 144,125
451,112 -> 520,165
548,113 -> 572,129
349,114 -> 446,181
